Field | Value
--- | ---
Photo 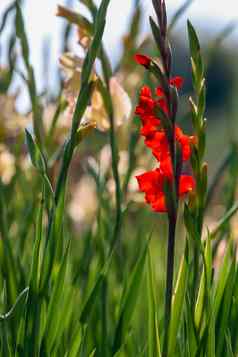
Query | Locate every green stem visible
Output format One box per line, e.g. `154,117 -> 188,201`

99,46 -> 122,250
109,114 -> 122,250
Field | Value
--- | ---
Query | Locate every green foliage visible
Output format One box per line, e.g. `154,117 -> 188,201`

1,1 -> 238,356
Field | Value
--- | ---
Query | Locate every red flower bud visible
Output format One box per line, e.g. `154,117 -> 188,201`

170,76 -> 184,89
134,54 -> 151,68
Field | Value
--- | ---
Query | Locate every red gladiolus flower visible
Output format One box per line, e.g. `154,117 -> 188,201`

134,54 -> 151,68
136,168 -> 195,212
135,76 -> 196,212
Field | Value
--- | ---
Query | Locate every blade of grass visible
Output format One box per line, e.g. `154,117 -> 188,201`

168,244 -> 189,356
43,242 -> 70,353
210,201 -> 238,239
112,237 -> 150,354
15,1 -> 43,147
147,249 -> 162,357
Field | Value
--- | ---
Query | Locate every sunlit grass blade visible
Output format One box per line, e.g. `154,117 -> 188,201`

210,202 -> 238,238
225,331 -> 235,357
88,348 -> 96,357
194,235 -> 212,331
0,287 -> 29,322
67,324 -> 83,357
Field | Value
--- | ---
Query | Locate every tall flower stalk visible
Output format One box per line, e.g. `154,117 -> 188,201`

185,21 -> 207,303
134,1 -> 195,355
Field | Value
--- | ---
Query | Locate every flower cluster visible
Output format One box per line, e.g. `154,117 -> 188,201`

135,56 -> 195,212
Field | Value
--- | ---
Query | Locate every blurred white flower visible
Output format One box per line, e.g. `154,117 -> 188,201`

0,145 -> 15,184
60,53 -> 132,131
87,144 -> 112,178
60,52 -> 85,99
127,167 -> 146,203
68,175 -> 98,226
0,94 -> 29,136
109,77 -> 132,128
118,150 -> 129,176
84,77 -> 132,131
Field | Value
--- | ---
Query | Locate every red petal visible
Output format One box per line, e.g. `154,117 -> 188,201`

151,195 -> 167,212
156,86 -> 164,97
179,175 -> 195,196
140,85 -> 152,97
134,54 -> 151,68
170,76 -> 184,89
160,157 -> 173,179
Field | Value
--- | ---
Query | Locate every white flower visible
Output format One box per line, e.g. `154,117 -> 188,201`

60,53 -> 132,131
0,145 -> 15,184
109,77 -> 132,128
82,77 -> 132,131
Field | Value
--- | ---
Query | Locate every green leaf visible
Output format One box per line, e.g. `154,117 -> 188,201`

0,183 -> 18,307
211,202 -> 238,238
25,130 -> 54,199
168,245 -> 189,356
112,238 -> 150,354
0,287 -> 29,322
197,79 -> 206,121
1,320 -> 13,357
206,309 -> 215,357
184,295 -> 198,355
25,130 -> 46,173
16,1 -> 43,147
216,260 -> 236,356
81,0 -> 110,85
44,242 -> 70,352
88,348 -> 96,357
213,241 -> 232,319
187,20 -> 201,62
22,194 -> 45,355
68,324 -> 83,357
15,1 -> 30,69
187,20 -> 204,91
225,331 -> 235,357
147,249 -> 162,357
80,254 -> 112,324
194,235 -> 212,330
29,194 -> 44,293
